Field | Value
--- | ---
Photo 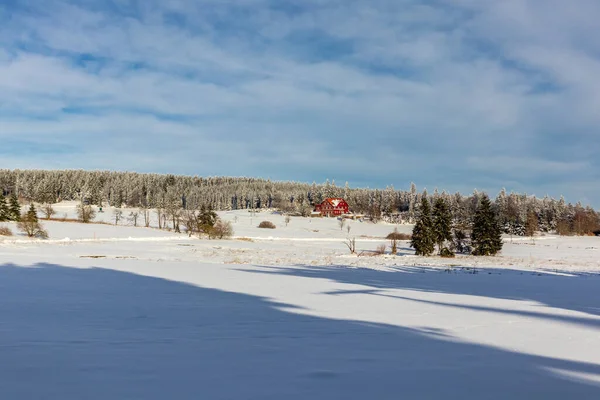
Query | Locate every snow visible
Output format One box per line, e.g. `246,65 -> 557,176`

1,205 -> 600,399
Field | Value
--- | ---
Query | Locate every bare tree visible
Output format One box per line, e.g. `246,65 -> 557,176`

128,211 -> 139,227
113,209 -> 123,225
344,237 -> 356,254
41,203 -> 56,220
140,207 -> 151,227
155,208 -> 164,229
525,210 -> 539,241
183,210 -> 198,237
168,208 -> 182,233
339,218 -> 346,231
389,227 -> 399,255
346,224 -> 351,235
76,202 -> 96,223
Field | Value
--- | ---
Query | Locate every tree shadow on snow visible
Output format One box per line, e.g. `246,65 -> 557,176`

0,263 -> 599,400
240,264 -> 600,321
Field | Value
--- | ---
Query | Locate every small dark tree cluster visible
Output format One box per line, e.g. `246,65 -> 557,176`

181,206 -> 232,239
412,193 -> 503,257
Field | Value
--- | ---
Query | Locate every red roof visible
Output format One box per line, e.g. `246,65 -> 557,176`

323,198 -> 346,207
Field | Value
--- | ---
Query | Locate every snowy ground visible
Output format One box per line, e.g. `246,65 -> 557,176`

1,204 -> 600,399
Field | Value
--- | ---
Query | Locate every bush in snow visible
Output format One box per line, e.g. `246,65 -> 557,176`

209,219 -> 234,239
17,204 -> 48,239
440,247 -> 455,258
258,221 -> 276,229
386,231 -> 411,240
41,203 -> 56,220
0,226 -> 13,236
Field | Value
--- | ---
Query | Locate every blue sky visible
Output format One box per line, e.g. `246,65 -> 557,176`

1,0 -> 599,206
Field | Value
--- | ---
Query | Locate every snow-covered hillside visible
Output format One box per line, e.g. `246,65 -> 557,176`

1,204 -> 600,399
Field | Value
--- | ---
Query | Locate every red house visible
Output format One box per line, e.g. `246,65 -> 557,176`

315,198 -> 350,217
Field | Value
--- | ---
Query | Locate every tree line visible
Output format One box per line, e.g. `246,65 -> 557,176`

1,169 -> 598,236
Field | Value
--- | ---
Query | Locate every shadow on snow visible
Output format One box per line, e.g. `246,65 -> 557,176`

240,264 -> 600,320
1,263 -> 599,400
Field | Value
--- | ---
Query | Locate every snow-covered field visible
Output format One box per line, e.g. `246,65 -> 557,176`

1,203 -> 600,399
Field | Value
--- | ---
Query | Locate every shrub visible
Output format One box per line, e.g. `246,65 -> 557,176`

209,219 -> 234,239
375,244 -> 386,255
17,206 -> 48,239
386,231 -> 412,240
0,226 -> 13,236
258,221 -> 276,229
42,203 -> 56,220
344,237 -> 356,254
440,247 -> 455,258
452,229 -> 471,254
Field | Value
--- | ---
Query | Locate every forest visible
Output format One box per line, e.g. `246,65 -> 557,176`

0,169 -> 598,236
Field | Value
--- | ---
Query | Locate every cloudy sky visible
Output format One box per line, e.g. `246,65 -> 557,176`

1,0 -> 599,205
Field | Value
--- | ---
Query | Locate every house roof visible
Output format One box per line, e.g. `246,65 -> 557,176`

323,198 -> 346,207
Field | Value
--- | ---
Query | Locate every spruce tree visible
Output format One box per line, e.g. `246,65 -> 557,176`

471,194 -> 503,256
0,194 -> 8,222
432,197 -> 453,254
25,203 -> 39,223
411,196 -> 435,256
8,194 -> 21,221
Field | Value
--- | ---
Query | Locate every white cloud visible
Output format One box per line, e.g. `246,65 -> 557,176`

0,0 -> 599,206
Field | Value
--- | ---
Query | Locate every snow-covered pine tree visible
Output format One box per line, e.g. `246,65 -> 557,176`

432,197 -> 453,254
471,194 -> 503,256
411,195 -> 435,256
0,193 -> 8,221
8,194 -> 21,221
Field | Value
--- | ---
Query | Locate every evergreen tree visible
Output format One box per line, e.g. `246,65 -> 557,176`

198,205 -> 218,234
411,196 -> 435,256
472,194 -> 503,256
25,203 -> 38,223
0,194 -> 8,222
8,194 -> 21,221
432,197 -> 453,254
